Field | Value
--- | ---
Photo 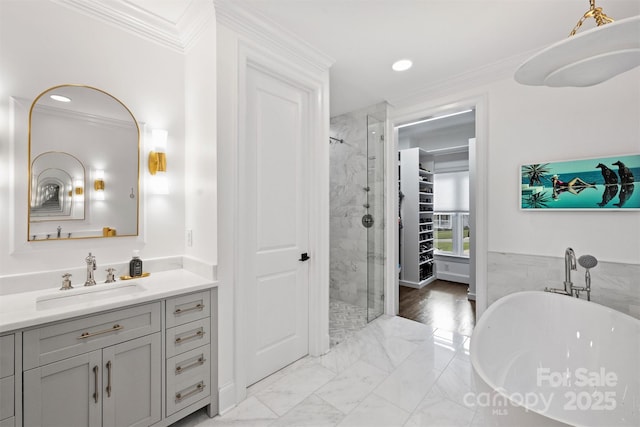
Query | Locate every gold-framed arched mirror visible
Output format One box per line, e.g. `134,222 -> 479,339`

28,85 -> 139,240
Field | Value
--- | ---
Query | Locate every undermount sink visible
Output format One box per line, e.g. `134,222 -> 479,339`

36,281 -> 145,310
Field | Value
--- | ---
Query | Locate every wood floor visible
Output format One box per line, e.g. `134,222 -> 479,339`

399,279 -> 476,336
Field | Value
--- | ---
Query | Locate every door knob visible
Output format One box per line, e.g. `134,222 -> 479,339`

298,253 -> 310,262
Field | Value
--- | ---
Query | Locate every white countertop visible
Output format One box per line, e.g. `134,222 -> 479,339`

0,269 -> 218,334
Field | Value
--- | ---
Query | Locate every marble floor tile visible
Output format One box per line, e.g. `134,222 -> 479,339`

172,313 -> 481,427
270,394 -> 344,427
209,396 -> 278,426
315,360 -> 388,414
254,359 -> 337,416
431,354 -> 478,409
247,356 -> 315,397
374,314 -> 436,344
405,337 -> 458,372
319,331 -> 366,374
357,323 -> 419,373
405,389 -> 476,427
336,393 -> 410,427
372,349 -> 441,413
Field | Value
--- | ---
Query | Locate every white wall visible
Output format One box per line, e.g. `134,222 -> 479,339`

0,1 -> 191,276
214,22 -> 239,411
185,21 -> 218,266
400,123 -> 475,152
486,72 -> 640,264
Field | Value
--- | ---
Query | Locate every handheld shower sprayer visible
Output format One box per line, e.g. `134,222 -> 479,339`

578,254 -> 598,270
577,255 -> 598,301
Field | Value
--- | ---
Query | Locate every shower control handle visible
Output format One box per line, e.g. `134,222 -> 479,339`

298,253 -> 310,262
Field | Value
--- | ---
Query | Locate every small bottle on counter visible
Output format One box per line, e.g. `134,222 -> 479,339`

129,250 -> 143,277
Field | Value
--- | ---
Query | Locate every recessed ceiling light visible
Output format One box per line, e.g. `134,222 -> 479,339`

50,94 -> 71,102
392,59 -> 413,72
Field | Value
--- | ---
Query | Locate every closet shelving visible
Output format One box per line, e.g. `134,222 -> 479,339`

399,147 -> 435,288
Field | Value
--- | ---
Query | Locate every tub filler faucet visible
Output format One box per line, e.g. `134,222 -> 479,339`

545,248 -> 596,301
84,252 -> 97,286
563,247 -> 577,294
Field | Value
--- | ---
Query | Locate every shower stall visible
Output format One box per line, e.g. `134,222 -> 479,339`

329,103 -> 386,346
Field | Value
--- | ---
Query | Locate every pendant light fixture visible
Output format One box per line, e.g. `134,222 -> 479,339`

515,0 -> 640,87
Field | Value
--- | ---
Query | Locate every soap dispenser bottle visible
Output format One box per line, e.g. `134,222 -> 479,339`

129,250 -> 143,277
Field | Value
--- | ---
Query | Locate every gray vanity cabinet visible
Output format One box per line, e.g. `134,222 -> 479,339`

0,334 -> 16,427
22,302 -> 162,427
6,285 -> 217,427
101,333 -> 161,427
23,334 -> 161,427
164,290 -> 214,418
23,350 -> 103,427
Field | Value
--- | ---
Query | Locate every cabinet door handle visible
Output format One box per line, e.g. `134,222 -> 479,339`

175,329 -> 205,344
175,357 -> 206,375
106,361 -> 112,398
175,382 -> 205,402
93,365 -> 99,403
174,303 -> 204,315
78,324 -> 123,339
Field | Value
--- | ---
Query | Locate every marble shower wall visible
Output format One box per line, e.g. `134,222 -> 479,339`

330,103 -> 387,308
488,251 -> 640,319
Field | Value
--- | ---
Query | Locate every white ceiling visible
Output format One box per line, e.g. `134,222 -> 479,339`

224,0 -> 640,116
114,0 -> 640,116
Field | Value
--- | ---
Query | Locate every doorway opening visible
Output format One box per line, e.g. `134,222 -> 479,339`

395,108 -> 476,336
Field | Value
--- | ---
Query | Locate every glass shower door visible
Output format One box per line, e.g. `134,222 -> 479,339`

366,115 -> 385,322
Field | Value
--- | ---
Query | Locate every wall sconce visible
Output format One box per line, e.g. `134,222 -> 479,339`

148,129 -> 169,195
74,178 -> 84,201
148,129 -> 167,175
94,169 -> 105,201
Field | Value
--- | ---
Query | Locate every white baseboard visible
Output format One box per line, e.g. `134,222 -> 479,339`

435,271 -> 469,284
399,276 -> 435,289
218,381 -> 237,415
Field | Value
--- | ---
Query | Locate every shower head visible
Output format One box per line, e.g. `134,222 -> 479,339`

578,255 -> 598,270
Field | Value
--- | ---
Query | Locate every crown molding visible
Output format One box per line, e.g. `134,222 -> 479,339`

388,49 -> 537,109
214,0 -> 334,73
52,0 -> 215,53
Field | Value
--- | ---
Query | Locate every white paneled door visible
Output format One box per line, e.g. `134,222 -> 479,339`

244,65 -> 310,385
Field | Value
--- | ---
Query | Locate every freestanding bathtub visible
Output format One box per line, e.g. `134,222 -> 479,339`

470,291 -> 639,427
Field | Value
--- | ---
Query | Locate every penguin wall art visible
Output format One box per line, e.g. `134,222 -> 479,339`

520,154 -> 640,210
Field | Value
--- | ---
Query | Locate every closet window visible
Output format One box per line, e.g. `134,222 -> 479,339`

433,171 -> 469,257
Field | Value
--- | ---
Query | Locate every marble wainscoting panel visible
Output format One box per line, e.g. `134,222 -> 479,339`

488,251 -> 640,318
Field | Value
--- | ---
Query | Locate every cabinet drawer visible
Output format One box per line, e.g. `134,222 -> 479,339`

0,376 -> 13,420
0,335 -> 13,378
0,417 -> 13,427
166,352 -> 210,417
166,318 -> 210,358
166,290 -> 210,328
166,345 -> 210,384
24,302 -> 161,370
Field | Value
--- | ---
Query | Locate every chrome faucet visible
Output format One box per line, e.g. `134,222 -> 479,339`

60,273 -> 73,290
545,247 -> 596,300
105,268 -> 117,283
84,252 -> 97,286
563,247 -> 577,295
